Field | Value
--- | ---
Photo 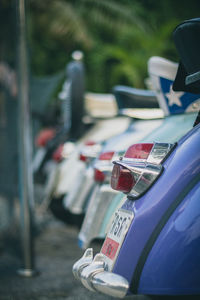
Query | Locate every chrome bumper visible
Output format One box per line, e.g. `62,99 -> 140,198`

72,248 -> 129,298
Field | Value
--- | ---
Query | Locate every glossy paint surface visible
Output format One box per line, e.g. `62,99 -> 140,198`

138,180 -> 200,294
99,193 -> 126,238
112,124 -> 200,294
97,112 -> 197,240
141,112 -> 196,143
64,164 -> 95,214
78,184 -> 118,249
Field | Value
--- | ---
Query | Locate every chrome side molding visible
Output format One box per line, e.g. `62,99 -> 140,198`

72,248 -> 129,298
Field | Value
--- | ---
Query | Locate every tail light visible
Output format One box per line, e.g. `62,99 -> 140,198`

94,151 -> 115,183
84,141 -> 96,146
94,168 -> 105,182
52,144 -> 64,162
111,142 -> 175,198
124,143 -> 153,160
111,164 -> 135,193
79,141 -> 102,163
79,153 -> 88,162
35,128 -> 56,147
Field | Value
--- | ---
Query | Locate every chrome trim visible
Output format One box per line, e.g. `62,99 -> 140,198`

130,166 -> 162,197
115,160 -> 161,174
113,142 -> 174,198
72,248 -> 93,280
81,253 -> 105,291
93,151 -> 124,183
72,249 -> 129,298
93,160 -> 113,183
92,271 -> 129,298
122,157 -> 147,163
147,142 -> 174,164
113,159 -> 162,198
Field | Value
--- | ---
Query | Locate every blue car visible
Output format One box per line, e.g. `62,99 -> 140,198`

73,18 -> 200,298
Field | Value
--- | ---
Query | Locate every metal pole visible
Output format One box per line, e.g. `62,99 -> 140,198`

17,0 -> 36,277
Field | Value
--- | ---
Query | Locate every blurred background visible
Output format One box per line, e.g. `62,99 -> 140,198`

2,0 -> 200,92
22,0 -> 200,91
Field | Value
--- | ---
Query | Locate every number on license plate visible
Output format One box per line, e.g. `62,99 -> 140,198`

101,208 -> 134,270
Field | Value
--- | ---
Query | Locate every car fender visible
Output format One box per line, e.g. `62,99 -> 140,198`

138,179 -> 200,295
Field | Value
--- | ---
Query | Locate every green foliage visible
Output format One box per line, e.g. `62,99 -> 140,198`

84,19 -> 179,91
28,0 -> 200,92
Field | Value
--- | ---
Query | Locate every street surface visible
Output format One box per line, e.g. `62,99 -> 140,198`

0,202 -> 197,300
0,208 -> 150,300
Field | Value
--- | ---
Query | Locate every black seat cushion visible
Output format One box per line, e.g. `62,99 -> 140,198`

112,85 -> 159,109
173,18 -> 200,93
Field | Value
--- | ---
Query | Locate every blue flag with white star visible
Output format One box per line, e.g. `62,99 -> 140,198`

160,77 -> 200,114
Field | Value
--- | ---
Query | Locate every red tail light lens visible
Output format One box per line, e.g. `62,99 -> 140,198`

93,151 -> 115,183
35,128 -> 56,147
79,141 -> 97,162
52,144 -> 64,162
99,151 -> 115,161
111,164 -> 135,193
124,143 -> 153,159
94,168 -> 105,182
79,153 -> 87,162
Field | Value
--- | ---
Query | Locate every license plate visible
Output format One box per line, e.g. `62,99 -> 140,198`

101,208 -> 134,271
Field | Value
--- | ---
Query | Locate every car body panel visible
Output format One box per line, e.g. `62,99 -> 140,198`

138,180 -> 200,295
53,116 -> 130,197
63,165 -> 95,214
78,184 -> 119,249
53,147 -> 85,197
101,118 -> 163,153
112,124 -> 200,294
99,193 -> 126,239
140,112 -> 197,143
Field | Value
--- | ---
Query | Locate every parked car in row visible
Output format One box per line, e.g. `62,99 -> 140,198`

48,115 -> 131,225
73,18 -> 200,298
49,86 -> 162,225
